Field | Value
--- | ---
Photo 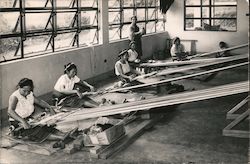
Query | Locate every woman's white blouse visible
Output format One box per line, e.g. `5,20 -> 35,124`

54,74 -> 80,92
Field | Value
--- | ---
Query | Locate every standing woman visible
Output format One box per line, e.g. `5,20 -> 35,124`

129,16 -> 145,59
53,63 -> 99,108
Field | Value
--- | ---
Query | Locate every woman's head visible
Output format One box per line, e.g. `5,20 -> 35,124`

131,16 -> 137,24
129,41 -> 136,50
18,78 -> 34,97
173,37 -> 180,45
64,63 -> 77,78
219,41 -> 227,49
118,49 -> 129,61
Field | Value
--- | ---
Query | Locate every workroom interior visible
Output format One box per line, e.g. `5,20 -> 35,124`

0,0 -> 249,163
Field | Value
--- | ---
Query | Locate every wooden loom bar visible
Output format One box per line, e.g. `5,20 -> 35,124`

226,96 -> 249,119
58,81 -> 248,123
67,81 -> 246,118
69,81 -> 248,117
139,56 -> 234,67
189,43 -> 248,59
156,54 -> 248,76
223,110 -> 250,138
109,62 -> 248,93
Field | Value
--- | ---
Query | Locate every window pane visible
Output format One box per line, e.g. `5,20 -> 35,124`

0,37 -> 21,62
26,13 -> 50,31
81,0 -> 97,7
0,0 -> 19,8
56,0 -> 72,7
156,21 -> 165,32
109,0 -> 120,8
137,9 -> 145,21
186,7 -> 201,18
124,0 -> 134,7
136,0 -> 146,7
79,29 -> 97,45
148,8 -> 156,20
25,0 -> 48,7
81,11 -> 97,26
186,0 -> 201,5
137,22 -> 145,29
124,9 -> 134,22
109,27 -> 120,41
213,19 -> 236,31
212,7 -> 237,18
146,21 -> 156,33
202,0 -> 209,5
121,24 -> 130,38
148,0 -> 156,7
24,36 -> 51,55
213,0 -> 237,5
109,12 -> 120,24
185,19 -> 204,30
155,0 -> 160,6
55,33 -> 75,49
202,7 -> 209,18
0,12 -> 20,34
57,13 -> 75,28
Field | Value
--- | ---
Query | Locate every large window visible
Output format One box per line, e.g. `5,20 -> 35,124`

108,0 -> 166,41
0,0 -> 98,62
184,0 -> 237,31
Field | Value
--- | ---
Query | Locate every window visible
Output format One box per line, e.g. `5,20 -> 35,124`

184,0 -> 237,31
108,0 -> 166,41
0,0 -> 98,63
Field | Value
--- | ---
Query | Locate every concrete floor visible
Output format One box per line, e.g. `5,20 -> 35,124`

0,66 -> 248,163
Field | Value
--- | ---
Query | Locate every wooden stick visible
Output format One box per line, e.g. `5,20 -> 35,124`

226,96 -> 249,119
68,81 -> 247,117
189,43 -> 248,59
109,62 -> 248,93
140,56 -> 232,67
58,81 -> 248,123
224,110 -> 249,130
156,54 -> 247,76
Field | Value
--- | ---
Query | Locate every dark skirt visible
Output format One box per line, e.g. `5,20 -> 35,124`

56,94 -> 95,108
10,120 -> 56,143
52,83 -> 94,108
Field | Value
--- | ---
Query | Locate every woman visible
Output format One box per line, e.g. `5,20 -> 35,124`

8,78 -> 67,143
53,63 -> 99,108
115,49 -> 141,86
170,37 -> 189,61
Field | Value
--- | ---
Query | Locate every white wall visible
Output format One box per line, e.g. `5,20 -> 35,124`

0,32 -> 168,109
165,0 -> 249,54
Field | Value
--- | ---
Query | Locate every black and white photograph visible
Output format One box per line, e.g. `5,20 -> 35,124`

0,0 -> 249,163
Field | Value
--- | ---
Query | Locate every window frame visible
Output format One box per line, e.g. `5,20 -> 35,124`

0,0 -> 99,63
184,0 -> 237,31
108,0 -> 166,42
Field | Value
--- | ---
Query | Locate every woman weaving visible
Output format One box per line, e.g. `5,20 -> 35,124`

53,63 -> 100,108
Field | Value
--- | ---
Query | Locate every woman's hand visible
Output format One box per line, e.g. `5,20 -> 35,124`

21,120 -> 31,129
128,76 -> 134,82
76,90 -> 83,99
89,86 -> 96,92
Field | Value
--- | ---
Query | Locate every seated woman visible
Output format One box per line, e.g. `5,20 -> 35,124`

53,63 -> 99,108
8,78 -> 69,143
115,49 -> 141,87
170,37 -> 189,61
216,41 -> 230,58
127,41 -> 141,64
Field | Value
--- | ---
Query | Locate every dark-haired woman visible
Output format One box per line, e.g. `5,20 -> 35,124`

170,37 -> 188,61
8,78 -> 68,142
53,63 -> 99,108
